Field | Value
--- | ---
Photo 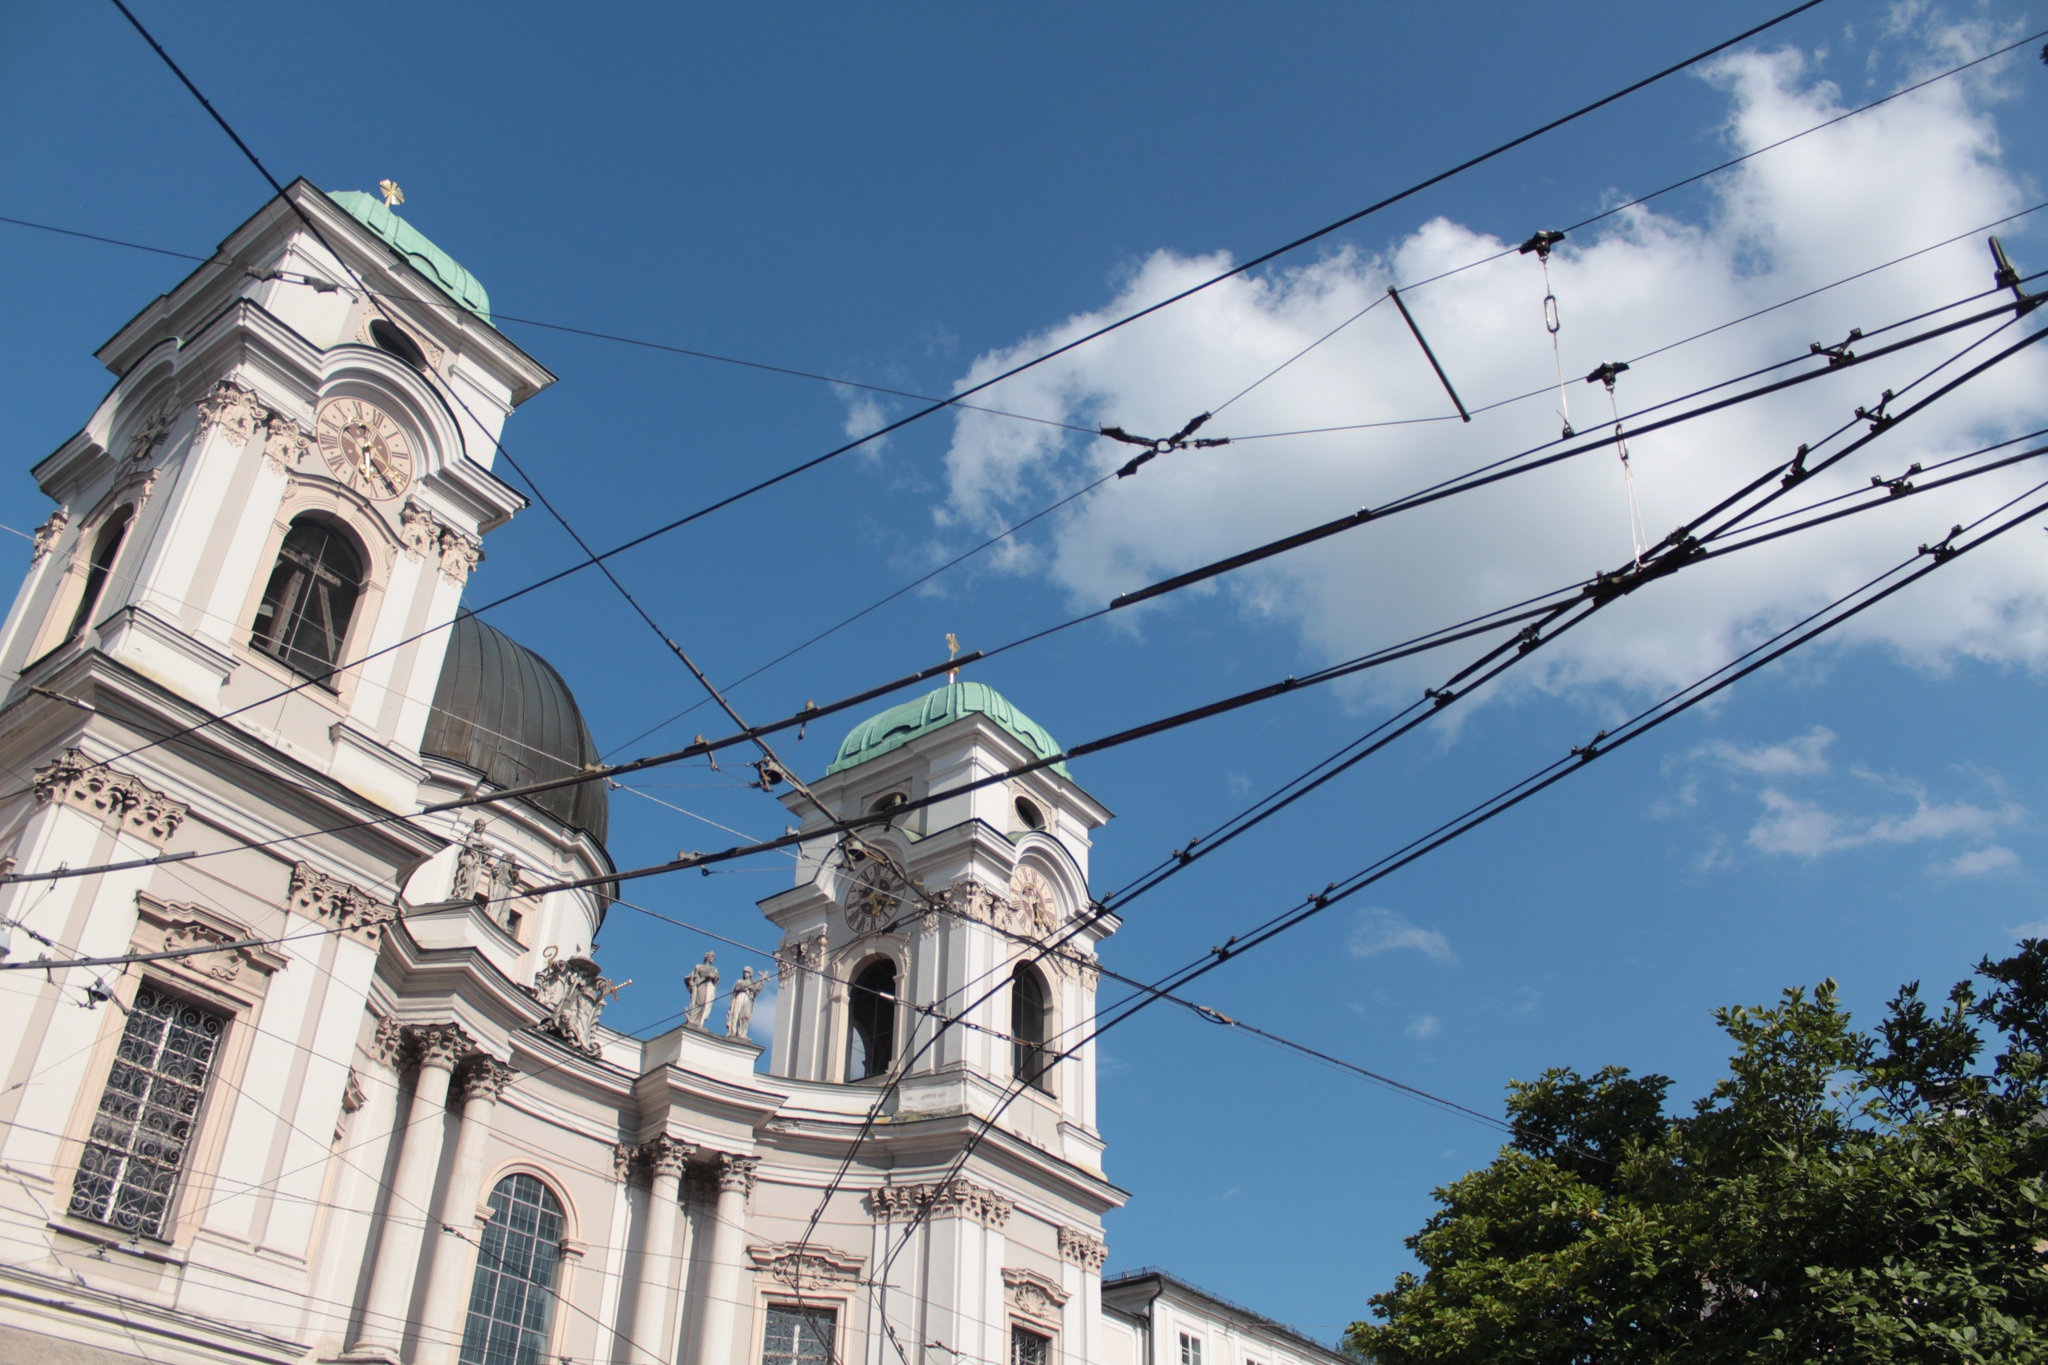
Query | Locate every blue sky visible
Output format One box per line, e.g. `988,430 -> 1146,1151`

6,0 -> 2048,1340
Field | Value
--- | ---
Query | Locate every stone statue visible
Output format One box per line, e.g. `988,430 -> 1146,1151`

452,819 -> 489,900
531,950 -> 629,1054
726,966 -> 763,1039
486,852 -> 521,916
684,952 -> 719,1029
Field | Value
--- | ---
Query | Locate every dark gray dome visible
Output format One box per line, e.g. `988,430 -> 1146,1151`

422,615 -> 608,845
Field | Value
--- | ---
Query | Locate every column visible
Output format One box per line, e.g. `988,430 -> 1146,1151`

415,1056 -> 516,1365
689,1153 -> 758,1365
349,1023 -> 474,1359
628,1136 -> 694,1365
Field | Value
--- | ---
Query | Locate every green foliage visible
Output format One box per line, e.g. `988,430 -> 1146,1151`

1347,942 -> 2048,1364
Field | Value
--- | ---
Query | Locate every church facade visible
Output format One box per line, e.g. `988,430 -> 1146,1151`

0,184 -> 1351,1365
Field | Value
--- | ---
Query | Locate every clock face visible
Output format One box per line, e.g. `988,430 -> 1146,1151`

314,398 -> 414,501
1011,866 -> 1058,935
844,858 -> 907,935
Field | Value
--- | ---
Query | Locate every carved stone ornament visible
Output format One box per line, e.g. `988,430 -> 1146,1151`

438,528 -> 482,585
161,919 -> 246,982
399,501 -> 439,561
867,1177 -> 1013,1229
1003,1267 -> 1071,1325
30,510 -> 66,565
613,1143 -> 637,1183
1058,1226 -> 1108,1271
639,1135 -> 694,1180
369,1015 -> 407,1069
124,402 -> 178,464
31,749 -> 187,847
261,411 -> 310,475
747,1241 -> 866,1291
287,862 -> 396,945
341,1068 -> 368,1114
195,379 -> 267,447
714,1154 -> 759,1198
409,1022 -> 477,1071
456,1056 -> 516,1105
529,952 -> 625,1054
775,930 -> 825,984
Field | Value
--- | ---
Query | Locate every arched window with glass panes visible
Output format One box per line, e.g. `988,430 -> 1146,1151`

250,515 -> 363,680
459,1172 -> 564,1365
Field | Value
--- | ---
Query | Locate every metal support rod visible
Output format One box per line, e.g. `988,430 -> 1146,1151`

1387,286 -> 1471,422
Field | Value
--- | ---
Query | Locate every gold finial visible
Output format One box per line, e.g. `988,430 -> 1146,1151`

946,633 -> 961,683
379,179 -> 405,208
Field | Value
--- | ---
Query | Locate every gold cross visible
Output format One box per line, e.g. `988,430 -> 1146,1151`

379,179 -> 405,208
945,633 -> 960,682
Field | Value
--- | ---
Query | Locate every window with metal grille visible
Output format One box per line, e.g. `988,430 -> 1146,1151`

762,1306 -> 836,1365
1012,1325 -> 1053,1365
251,517 -> 363,680
68,985 -> 224,1239
460,1173 -> 564,1365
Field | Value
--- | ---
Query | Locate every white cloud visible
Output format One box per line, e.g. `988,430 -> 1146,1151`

1347,906 -> 1456,965
748,982 -> 778,1048
838,387 -> 893,461
1744,774 -> 2023,859
1941,844 -> 2018,876
2013,917 -> 2048,939
1691,726 -> 1836,777
1405,1014 -> 1443,1041
935,20 -> 2048,711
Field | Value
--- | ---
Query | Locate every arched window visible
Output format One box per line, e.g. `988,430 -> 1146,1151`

1011,964 -> 1051,1092
846,959 -> 897,1081
251,516 -> 363,679
65,508 -> 131,642
459,1172 -> 564,1365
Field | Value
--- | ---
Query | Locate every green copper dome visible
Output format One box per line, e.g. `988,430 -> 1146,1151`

328,191 -> 491,322
828,681 -> 1070,778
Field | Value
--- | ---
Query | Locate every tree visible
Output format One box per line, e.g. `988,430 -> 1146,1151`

1347,942 -> 2048,1363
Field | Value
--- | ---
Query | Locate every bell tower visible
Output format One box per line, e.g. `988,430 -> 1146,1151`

759,680 -> 1116,1164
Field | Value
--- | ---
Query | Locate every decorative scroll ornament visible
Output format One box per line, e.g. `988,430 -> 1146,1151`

369,1015 -> 407,1068
125,402 -> 178,464
867,1177 -> 1013,1228
195,379 -> 267,446
31,749 -> 187,847
341,1068 -> 368,1114
1004,1267 -> 1071,1324
1058,1225 -> 1108,1270
637,1135 -> 694,1180
775,930 -> 825,984
438,527 -> 482,584
612,1143 -> 637,1183
261,411 -> 310,475
31,510 -> 67,565
530,949 -> 627,1054
287,862 -> 396,945
161,919 -> 246,982
747,1241 -> 866,1291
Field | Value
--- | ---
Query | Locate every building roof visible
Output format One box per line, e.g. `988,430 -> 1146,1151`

327,190 -> 492,322
422,615 -> 607,843
826,680 -> 1070,779
1102,1269 -> 1351,1363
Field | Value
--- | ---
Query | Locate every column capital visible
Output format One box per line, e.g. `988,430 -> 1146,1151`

642,1135 -> 695,1180
713,1153 -> 759,1197
368,1015 -> 406,1070
455,1056 -> 516,1104
410,1022 -> 477,1071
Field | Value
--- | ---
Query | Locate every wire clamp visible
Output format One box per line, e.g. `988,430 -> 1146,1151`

1516,624 -> 1543,654
1988,236 -> 2042,316
1195,1004 -> 1235,1026
1584,360 -> 1630,391
750,759 -> 785,790
692,736 -> 719,772
1781,443 -> 1811,489
1211,935 -> 1239,960
1809,328 -> 1862,367
1856,390 -> 1897,433
1871,462 -> 1921,498
1570,731 -> 1610,763
1424,686 -> 1455,708
1919,524 -> 1965,563
1518,229 -> 1566,259
1101,413 -> 1226,478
